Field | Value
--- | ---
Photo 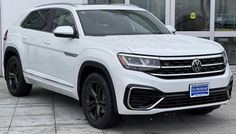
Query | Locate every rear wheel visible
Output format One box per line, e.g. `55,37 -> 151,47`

5,56 -> 32,97
81,73 -> 120,129
188,105 -> 221,115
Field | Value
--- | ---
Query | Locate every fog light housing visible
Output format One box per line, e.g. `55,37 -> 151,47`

227,80 -> 233,99
124,85 -> 164,110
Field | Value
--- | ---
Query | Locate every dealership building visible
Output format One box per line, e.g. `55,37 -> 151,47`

0,0 -> 235,76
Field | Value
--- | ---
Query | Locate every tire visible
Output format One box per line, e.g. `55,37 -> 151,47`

188,105 -> 221,115
81,73 -> 120,129
5,56 -> 32,97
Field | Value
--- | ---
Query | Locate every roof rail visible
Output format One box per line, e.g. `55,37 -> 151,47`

36,3 -> 139,8
36,3 -> 79,7
86,3 -> 139,7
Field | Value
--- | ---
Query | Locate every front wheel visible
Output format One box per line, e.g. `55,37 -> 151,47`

81,73 -> 120,129
5,56 -> 32,97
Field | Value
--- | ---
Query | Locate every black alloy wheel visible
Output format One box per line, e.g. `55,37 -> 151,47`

5,56 -> 32,97
8,61 -> 20,90
81,73 -> 120,129
85,81 -> 106,121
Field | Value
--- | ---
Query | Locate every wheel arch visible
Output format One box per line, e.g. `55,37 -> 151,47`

78,60 -> 118,113
4,47 -> 21,77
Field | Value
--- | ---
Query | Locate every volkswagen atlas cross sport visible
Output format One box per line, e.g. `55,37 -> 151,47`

3,3 -> 234,129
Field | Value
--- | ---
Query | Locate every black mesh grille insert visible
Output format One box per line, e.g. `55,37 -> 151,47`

129,89 -> 162,109
155,88 -> 229,108
124,85 -> 230,110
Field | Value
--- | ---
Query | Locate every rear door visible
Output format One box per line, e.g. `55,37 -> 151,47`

20,9 -> 55,78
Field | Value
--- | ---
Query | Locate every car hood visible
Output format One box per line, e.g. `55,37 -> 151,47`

104,34 -> 224,56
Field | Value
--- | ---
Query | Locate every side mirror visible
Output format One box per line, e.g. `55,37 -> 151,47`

53,26 -> 78,38
165,25 -> 176,34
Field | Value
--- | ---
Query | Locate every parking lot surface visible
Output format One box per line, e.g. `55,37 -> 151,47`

0,74 -> 235,134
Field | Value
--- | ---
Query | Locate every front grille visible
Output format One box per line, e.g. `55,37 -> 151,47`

155,88 -> 229,108
145,54 -> 226,79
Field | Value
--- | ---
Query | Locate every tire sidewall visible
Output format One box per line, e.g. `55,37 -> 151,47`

5,56 -> 25,96
81,73 -> 114,129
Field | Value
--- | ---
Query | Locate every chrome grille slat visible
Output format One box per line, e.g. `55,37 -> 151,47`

161,62 -> 224,69
202,63 -> 224,67
161,65 -> 191,69
151,69 -> 225,77
159,54 -> 223,60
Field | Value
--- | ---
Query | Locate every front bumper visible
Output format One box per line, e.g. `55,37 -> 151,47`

124,81 -> 233,110
112,64 -> 233,115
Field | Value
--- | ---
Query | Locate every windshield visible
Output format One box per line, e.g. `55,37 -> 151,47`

77,10 -> 171,36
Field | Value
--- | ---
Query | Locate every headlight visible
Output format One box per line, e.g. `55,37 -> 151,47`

118,53 -> 160,71
223,50 -> 228,64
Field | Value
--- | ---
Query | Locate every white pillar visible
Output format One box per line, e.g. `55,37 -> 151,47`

82,0 -> 88,4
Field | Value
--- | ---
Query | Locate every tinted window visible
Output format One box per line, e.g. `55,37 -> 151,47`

130,0 -> 166,23
88,0 -> 124,4
77,10 -> 170,36
215,0 -> 236,31
175,0 -> 210,31
53,9 -> 76,30
215,37 -> 236,65
22,9 -> 53,32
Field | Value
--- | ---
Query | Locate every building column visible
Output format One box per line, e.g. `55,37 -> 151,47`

0,0 -> 3,76
82,0 -> 88,4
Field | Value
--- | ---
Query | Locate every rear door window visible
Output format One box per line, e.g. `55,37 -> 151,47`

21,9 -> 54,32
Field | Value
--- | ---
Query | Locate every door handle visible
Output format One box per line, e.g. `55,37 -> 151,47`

44,40 -> 51,45
64,52 -> 78,57
22,35 -> 27,40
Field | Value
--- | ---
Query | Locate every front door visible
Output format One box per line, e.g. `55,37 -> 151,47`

43,8 -> 81,89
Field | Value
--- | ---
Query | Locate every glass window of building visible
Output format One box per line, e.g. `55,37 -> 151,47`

215,0 -> 236,31
88,0 -> 125,4
130,0 -> 165,23
175,0 -> 210,31
215,37 -> 236,65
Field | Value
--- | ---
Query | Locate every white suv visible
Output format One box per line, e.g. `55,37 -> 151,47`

3,3 -> 234,129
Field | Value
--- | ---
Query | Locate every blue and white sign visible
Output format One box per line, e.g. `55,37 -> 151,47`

190,83 -> 209,98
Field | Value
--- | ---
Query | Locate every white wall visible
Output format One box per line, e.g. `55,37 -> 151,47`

0,0 -> 86,76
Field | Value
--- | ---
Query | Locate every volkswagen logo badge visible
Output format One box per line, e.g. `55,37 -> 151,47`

192,59 -> 202,72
